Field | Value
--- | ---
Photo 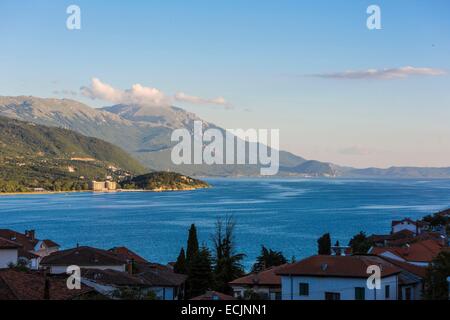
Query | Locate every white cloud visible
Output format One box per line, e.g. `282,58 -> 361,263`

81,78 -> 231,108
81,78 -> 170,107
174,92 -> 230,108
312,66 -> 446,80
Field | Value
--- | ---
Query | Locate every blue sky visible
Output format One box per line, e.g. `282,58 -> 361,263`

1,0 -> 450,167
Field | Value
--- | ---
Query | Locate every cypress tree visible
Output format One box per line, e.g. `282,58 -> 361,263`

317,233 -> 331,255
186,224 -> 199,267
174,248 -> 187,274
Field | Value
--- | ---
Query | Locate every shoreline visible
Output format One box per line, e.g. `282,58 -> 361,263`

0,186 -> 209,196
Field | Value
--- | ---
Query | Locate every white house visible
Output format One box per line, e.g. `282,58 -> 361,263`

277,255 -> 401,300
0,238 -> 20,268
40,246 -> 127,274
391,218 -> 421,235
0,229 -> 60,269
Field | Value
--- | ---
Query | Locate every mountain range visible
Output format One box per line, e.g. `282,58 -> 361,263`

1,95 -> 450,178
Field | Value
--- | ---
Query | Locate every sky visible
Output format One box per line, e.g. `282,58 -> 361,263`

1,0 -> 449,168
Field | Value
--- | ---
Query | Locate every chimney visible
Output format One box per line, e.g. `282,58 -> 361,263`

127,259 -> 134,275
25,230 -> 36,241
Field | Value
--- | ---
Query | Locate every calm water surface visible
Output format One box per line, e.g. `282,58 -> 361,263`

1,178 -> 449,269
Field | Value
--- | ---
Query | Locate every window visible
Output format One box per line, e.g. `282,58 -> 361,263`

355,287 -> 365,300
325,292 -> 341,300
385,285 -> 390,299
299,283 -> 309,296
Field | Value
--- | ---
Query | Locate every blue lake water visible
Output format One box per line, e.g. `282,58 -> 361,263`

1,178 -> 449,270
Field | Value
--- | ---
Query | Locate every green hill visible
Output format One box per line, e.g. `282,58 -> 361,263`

0,116 -> 146,192
122,172 -> 209,191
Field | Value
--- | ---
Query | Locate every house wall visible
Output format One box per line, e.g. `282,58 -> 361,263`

280,275 -> 398,300
48,264 -> 126,274
151,287 -> 175,300
0,249 -> 18,268
231,285 -> 281,300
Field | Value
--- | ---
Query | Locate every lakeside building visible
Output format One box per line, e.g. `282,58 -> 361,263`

229,264 -> 286,300
0,229 -> 59,269
89,180 -> 117,192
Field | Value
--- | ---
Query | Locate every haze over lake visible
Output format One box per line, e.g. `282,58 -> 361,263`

1,178 -> 449,270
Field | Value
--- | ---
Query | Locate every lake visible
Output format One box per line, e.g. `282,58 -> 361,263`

1,178 -> 449,270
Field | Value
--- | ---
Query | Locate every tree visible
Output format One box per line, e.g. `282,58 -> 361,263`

423,251 -> 450,300
186,224 -> 199,267
187,246 -> 214,298
252,246 -> 287,273
212,216 -> 245,293
174,248 -> 187,274
317,233 -> 331,255
348,231 -> 373,254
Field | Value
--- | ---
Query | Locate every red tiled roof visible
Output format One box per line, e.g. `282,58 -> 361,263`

376,256 -> 427,278
82,269 -> 148,287
41,246 -> 126,267
0,237 -> 21,249
108,246 -> 149,265
191,291 -> 236,301
0,229 -> 37,251
0,269 -> 93,300
371,239 -> 445,263
137,267 -> 187,287
276,255 -> 401,278
42,239 -> 60,248
229,264 -> 287,286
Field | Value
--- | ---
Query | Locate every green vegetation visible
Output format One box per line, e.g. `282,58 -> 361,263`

0,116 -> 145,192
121,172 -> 209,191
423,251 -> 450,300
348,231 -> 373,254
317,233 -> 332,255
177,217 -> 245,298
252,246 -> 287,273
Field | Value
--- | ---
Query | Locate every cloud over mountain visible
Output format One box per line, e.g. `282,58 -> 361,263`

312,66 -> 446,80
81,78 -> 230,108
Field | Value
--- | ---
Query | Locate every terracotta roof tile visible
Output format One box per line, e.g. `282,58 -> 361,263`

371,239 -> 445,263
0,237 -> 21,249
229,264 -> 287,286
0,269 -> 93,300
276,255 -> 401,278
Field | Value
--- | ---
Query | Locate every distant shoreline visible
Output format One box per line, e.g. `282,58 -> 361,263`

0,186 -> 209,196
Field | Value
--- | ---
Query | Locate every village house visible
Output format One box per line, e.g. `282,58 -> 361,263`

229,264 -> 286,300
0,237 -> 20,268
391,218 -> 426,236
0,229 -> 60,269
276,255 -> 401,300
369,239 -> 446,267
40,246 -> 127,274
